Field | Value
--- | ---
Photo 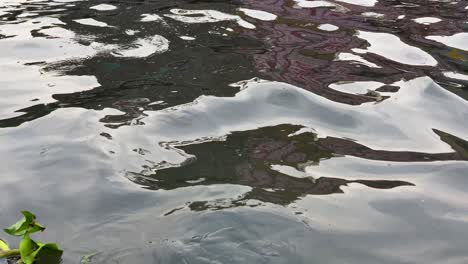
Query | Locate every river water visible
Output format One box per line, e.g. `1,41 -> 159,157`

0,0 -> 467,263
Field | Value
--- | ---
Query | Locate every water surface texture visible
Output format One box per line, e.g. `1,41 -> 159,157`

0,0 -> 468,263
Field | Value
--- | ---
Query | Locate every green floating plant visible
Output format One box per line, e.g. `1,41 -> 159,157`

0,211 -> 62,264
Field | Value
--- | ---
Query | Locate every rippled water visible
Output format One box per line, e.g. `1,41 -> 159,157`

0,0 -> 467,263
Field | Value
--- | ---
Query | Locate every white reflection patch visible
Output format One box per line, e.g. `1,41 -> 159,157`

164,9 -> 256,29
354,31 -> 438,66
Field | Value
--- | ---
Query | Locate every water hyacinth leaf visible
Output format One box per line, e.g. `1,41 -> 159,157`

22,211 -> 45,234
20,211 -> 35,222
80,252 -> 98,264
31,242 -> 62,264
4,211 -> 45,236
28,222 -> 45,234
0,239 -> 9,251
4,213 -> 31,236
19,233 -> 37,264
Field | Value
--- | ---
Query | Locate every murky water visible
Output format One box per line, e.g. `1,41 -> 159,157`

0,0 -> 467,263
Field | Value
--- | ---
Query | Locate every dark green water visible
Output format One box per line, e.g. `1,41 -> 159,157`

0,0 -> 468,263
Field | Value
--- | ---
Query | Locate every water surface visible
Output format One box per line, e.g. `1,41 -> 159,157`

0,0 -> 467,263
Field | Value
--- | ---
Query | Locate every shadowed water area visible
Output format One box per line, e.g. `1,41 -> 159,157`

0,0 -> 467,263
